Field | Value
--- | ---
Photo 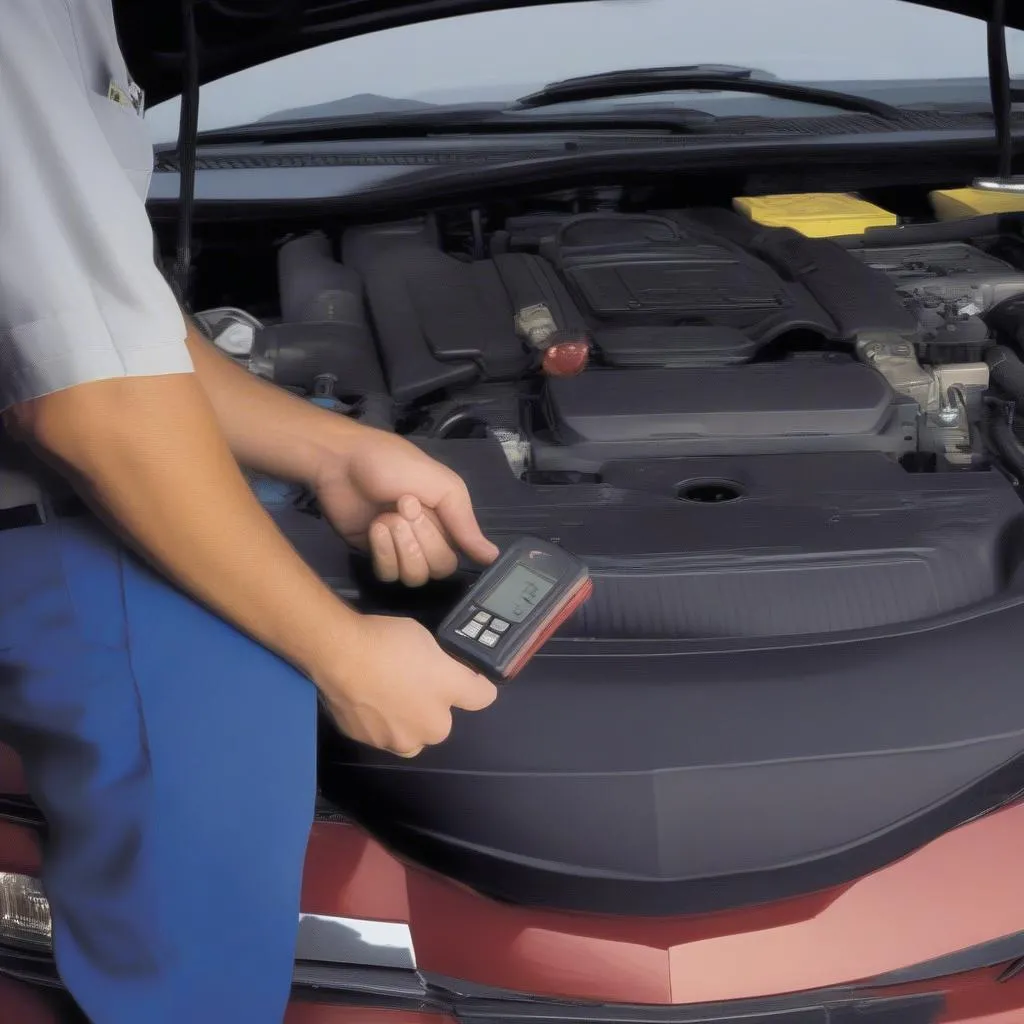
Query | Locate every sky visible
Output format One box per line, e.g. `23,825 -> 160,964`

145,0 -> 1024,143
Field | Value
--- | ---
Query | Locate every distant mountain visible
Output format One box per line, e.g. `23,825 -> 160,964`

411,84 -> 535,105
259,93 -> 435,121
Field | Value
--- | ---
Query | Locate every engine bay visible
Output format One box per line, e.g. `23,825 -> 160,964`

192,192 -> 1024,480
181,187 -> 1024,638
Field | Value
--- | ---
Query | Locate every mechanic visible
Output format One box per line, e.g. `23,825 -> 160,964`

0,2 -> 500,1021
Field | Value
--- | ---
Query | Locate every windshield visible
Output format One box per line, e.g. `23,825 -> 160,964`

145,0 -> 1024,144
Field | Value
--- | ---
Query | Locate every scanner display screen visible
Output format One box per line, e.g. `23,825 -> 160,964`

480,564 -> 555,623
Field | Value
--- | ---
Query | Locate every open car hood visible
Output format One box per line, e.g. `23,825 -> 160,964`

116,0 -> 1022,107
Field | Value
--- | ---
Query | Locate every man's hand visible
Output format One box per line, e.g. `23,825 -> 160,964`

314,429 -> 500,586
317,615 -> 498,758
183,320 -> 498,586
172,323 -> 501,756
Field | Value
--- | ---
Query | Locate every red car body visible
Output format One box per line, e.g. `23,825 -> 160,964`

0,742 -> 1021,1022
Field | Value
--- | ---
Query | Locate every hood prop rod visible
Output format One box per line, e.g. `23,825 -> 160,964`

988,0 -> 1013,181
172,0 -> 200,310
974,0 -> 1020,193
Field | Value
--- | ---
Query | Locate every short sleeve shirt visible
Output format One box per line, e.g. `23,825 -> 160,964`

0,0 -> 192,413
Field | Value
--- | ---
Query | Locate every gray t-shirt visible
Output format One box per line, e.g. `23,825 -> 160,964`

1,0 -> 192,413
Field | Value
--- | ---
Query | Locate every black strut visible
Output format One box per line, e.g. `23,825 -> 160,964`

987,0 -> 1013,181
172,0 -> 200,310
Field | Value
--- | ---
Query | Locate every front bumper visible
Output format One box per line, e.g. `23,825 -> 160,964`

0,802 -> 1021,1023
0,950 -> 1020,1024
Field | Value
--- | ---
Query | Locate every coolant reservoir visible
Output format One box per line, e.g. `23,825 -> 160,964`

733,192 -> 897,237
930,187 -> 1024,220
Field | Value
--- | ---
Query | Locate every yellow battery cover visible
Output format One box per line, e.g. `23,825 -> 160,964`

732,193 -> 897,237
930,187 -> 1024,220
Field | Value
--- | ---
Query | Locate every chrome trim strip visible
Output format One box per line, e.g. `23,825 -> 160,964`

294,913 -> 416,970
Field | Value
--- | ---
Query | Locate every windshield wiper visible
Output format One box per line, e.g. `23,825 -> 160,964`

179,104 -> 719,148
178,66 -> 910,151
512,64 -> 904,122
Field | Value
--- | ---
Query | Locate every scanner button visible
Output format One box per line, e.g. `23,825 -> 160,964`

473,611 -> 492,625
490,619 -> 510,633
461,620 -> 484,639
479,630 -> 500,647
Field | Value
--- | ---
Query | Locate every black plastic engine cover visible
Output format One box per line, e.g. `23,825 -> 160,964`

545,212 -> 838,344
342,211 -> 924,400
546,359 -> 892,442
591,325 -> 757,367
301,443 -> 1024,918
534,358 -> 916,469
342,221 -> 537,402
681,207 -> 920,338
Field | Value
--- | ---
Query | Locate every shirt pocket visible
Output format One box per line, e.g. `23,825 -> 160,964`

86,92 -> 155,202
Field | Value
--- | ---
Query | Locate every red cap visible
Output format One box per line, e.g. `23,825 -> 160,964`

542,339 -> 591,377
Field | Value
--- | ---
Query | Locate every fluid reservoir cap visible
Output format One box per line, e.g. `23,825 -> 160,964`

542,338 -> 591,377
214,321 -> 256,356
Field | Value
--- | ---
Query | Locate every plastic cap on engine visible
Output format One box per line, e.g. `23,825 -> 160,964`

542,335 -> 591,377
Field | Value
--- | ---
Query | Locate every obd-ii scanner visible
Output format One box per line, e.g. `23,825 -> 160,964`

436,537 -> 592,681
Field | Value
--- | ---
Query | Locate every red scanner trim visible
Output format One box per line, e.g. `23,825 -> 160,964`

503,575 -> 593,680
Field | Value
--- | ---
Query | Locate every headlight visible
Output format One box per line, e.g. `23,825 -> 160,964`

0,874 -> 51,952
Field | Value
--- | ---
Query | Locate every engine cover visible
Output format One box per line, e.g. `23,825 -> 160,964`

534,358 -> 916,472
540,213 -> 835,363
341,211 -> 919,401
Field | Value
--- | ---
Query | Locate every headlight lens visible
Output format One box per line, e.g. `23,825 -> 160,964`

0,873 -> 51,952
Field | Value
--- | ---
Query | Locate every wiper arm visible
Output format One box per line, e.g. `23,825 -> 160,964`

185,107 -> 505,146
176,105 -> 717,148
512,64 -> 904,122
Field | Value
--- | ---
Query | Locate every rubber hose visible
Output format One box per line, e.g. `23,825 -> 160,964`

430,407 -> 481,439
988,410 -> 1024,480
987,345 -> 1024,400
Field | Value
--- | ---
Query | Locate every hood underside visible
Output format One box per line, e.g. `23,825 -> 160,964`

115,0 -> 1021,107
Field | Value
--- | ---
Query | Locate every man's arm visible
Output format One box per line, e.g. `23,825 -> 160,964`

13,370 -> 497,759
12,372 -> 360,678
1,3 -> 496,758
182,318 -> 500,585
0,4 -> 357,678
181,316 -> 357,488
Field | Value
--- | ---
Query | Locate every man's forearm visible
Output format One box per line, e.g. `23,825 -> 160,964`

184,318 -> 363,487
12,372 -> 361,681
